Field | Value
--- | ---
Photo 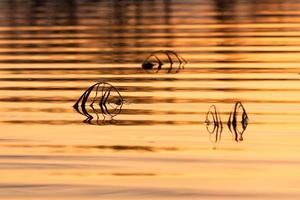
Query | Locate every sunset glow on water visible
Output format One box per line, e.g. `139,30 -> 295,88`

0,0 -> 300,199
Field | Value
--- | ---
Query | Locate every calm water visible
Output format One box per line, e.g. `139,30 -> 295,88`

0,0 -> 300,199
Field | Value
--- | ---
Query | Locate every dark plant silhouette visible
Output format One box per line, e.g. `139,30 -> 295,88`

73,82 -> 124,125
205,102 -> 249,144
227,101 -> 249,142
205,105 -> 223,143
142,50 -> 187,73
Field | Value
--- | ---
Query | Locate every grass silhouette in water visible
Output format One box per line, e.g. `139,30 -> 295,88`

142,50 -> 187,73
73,82 -> 124,125
205,105 -> 223,144
205,102 -> 249,145
228,101 -> 249,142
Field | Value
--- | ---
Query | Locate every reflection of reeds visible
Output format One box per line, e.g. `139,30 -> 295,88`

205,102 -> 249,144
205,105 -> 223,143
73,82 -> 124,125
228,101 -> 249,142
142,50 -> 187,73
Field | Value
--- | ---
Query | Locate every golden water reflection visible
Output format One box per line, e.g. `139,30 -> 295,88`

0,0 -> 300,199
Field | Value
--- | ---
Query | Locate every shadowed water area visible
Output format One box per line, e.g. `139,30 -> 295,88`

0,0 -> 300,199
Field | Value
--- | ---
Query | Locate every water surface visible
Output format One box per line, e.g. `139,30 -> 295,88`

0,0 -> 300,199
